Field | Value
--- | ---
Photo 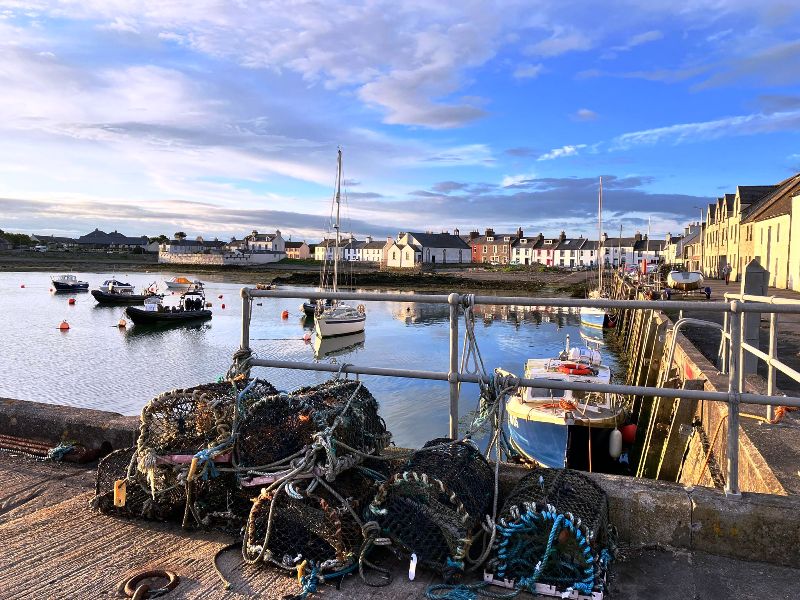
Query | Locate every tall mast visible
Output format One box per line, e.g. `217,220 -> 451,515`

333,147 -> 342,294
598,176 -> 603,292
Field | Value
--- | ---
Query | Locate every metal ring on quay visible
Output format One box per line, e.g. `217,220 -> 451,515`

121,569 -> 180,599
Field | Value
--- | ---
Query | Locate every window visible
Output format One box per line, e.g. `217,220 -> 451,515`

483,246 -> 487,253
487,236 -> 494,242
777,224 -> 780,243
392,251 -> 396,259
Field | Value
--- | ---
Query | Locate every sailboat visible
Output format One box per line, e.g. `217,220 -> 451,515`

314,149 -> 367,339
581,177 -> 611,330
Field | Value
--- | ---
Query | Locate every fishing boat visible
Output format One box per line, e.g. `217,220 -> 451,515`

51,274 -> 89,292
99,279 -> 134,293
667,270 -> 704,291
506,337 -> 627,471
125,288 -> 211,325
164,276 -> 203,291
91,283 -> 161,305
314,149 -> 366,338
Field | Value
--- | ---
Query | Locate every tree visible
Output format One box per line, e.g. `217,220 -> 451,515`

174,231 -> 187,241
0,229 -> 32,247
149,234 -> 169,244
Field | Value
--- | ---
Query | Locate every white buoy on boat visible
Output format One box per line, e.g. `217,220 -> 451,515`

609,428 -> 622,459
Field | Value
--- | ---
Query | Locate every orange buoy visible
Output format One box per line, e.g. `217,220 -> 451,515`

281,310 -> 289,319
68,298 -> 76,305
59,320 -> 70,331
221,303 -> 225,309
206,302 -> 212,307
118,318 -> 127,328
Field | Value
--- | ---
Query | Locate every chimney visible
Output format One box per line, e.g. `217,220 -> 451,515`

601,232 -> 608,242
469,230 -> 480,240
559,230 -> 566,241
453,228 -> 460,236
366,235 -> 373,243
538,233 -> 544,241
516,227 -> 523,239
485,228 -> 495,237
634,231 -> 642,242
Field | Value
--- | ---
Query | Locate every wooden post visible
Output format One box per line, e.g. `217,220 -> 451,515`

656,379 -> 705,481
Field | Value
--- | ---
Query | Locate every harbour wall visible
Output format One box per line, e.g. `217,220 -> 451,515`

158,252 -> 284,266
1,397 -> 799,567
610,276 -> 785,495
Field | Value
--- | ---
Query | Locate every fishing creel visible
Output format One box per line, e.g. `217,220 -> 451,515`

485,468 -> 613,597
368,438 -> 493,580
242,468 -> 380,576
235,378 -> 390,487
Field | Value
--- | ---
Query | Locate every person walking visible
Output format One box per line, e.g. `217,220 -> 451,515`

723,263 -> 732,285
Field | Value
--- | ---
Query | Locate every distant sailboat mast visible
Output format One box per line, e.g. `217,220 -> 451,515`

333,148 -> 342,295
598,176 -> 603,292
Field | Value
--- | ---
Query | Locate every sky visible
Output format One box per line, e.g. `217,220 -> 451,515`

0,1 -> 799,243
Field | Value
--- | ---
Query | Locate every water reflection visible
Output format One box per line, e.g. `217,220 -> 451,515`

313,331 -> 366,358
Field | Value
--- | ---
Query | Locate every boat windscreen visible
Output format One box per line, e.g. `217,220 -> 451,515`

528,387 -> 555,398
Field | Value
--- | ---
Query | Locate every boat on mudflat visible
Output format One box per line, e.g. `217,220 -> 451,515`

506,337 -> 628,472
126,288 -> 211,325
52,274 -> 89,292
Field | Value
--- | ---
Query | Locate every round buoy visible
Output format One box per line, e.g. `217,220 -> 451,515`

303,332 -> 312,343
620,423 -> 637,445
218,294 -> 223,299
221,303 -> 225,309
118,318 -> 127,328
609,428 -> 623,459
20,284 -> 25,288
68,298 -> 76,305
281,310 -> 289,319
206,302 -> 212,308
59,320 -> 70,331
49,288 -> 53,292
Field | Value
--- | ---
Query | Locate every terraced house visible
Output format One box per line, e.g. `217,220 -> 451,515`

470,228 -> 522,264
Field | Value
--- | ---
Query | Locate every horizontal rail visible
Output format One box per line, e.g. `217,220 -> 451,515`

725,292 -> 800,306
740,341 -> 800,382
244,288 -> 800,314
249,358 -> 800,408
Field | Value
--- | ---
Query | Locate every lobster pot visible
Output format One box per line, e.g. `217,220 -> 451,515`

370,439 -> 493,576
98,379 -> 276,528
243,470 -> 376,573
236,379 -> 390,477
486,468 -> 612,597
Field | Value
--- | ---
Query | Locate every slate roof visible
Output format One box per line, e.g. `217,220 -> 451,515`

470,232 -> 519,245
168,239 -> 225,248
406,232 -> 471,249
555,238 -> 586,251
633,238 -> 665,251
737,185 -> 776,208
284,241 -> 307,249
362,241 -> 386,250
512,237 -> 543,249
742,173 -> 800,223
33,235 -> 77,244
76,229 -> 148,246
581,240 -> 599,250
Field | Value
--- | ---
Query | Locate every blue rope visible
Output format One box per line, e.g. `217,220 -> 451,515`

426,582 -> 520,600
47,442 -> 75,461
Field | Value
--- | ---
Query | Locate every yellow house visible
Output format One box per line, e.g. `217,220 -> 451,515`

728,185 -> 776,281
791,194 -> 800,292
741,173 -> 800,289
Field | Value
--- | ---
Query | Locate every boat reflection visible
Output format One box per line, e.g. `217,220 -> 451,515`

313,331 -> 366,358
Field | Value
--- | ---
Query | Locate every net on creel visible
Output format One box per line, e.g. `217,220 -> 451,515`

93,379 -> 276,530
485,468 -> 613,597
242,468 -> 379,575
235,379 -> 390,485
368,438 -> 493,579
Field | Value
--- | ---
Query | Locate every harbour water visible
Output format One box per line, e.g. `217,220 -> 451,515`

0,271 -> 622,447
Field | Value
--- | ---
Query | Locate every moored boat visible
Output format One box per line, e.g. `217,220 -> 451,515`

99,279 -> 134,293
91,286 -> 161,305
579,306 -> 608,329
126,288 -> 211,325
313,330 -> 365,358
51,274 -> 89,292
667,270 -> 703,291
506,337 -> 627,472
314,148 -> 367,339
164,276 -> 203,291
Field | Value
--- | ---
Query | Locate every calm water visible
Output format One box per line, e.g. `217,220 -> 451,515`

0,271 -> 621,447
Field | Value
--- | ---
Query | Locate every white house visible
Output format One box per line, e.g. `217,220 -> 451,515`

397,231 -> 471,264
245,229 -> 285,253
511,234 -> 543,265
160,238 -> 226,254
578,240 -> 598,267
386,241 -> 422,267
314,236 -> 360,261
361,237 -> 385,262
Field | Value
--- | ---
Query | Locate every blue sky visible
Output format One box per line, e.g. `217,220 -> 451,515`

0,1 -> 798,242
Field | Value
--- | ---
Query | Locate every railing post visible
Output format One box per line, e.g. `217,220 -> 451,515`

448,293 -> 461,440
726,300 -> 741,497
241,288 -> 251,352
719,311 -> 729,374
767,312 -> 777,422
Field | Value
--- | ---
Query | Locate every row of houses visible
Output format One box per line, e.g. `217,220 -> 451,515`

660,173 -> 800,292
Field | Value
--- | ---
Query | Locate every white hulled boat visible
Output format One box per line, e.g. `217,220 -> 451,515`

506,336 -> 627,471
164,276 -> 203,291
666,270 -> 704,291
314,149 -> 367,339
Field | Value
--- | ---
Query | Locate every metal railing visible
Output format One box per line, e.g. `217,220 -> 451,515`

719,292 -> 800,422
237,287 -> 800,497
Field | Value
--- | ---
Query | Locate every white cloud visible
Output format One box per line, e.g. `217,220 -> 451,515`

610,110 -> 800,149
513,63 -> 543,79
526,28 -> 592,57
98,17 -> 139,34
501,173 -> 535,187
573,108 -> 597,121
537,144 -> 587,160
614,30 -> 663,52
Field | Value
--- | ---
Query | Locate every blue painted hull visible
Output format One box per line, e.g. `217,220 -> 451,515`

508,418 -> 568,468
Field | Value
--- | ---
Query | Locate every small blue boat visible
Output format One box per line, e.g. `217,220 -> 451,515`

506,339 -> 627,471
51,274 -> 89,292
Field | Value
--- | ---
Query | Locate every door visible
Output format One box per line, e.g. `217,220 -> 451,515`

766,227 -> 772,285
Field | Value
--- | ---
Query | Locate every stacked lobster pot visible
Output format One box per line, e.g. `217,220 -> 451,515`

93,379 -> 277,531
239,379 -> 391,580
367,438 -> 494,581
484,468 -> 613,598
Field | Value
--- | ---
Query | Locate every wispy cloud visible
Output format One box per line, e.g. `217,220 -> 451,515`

610,110 -> 800,149
572,108 -> 597,121
513,63 -> 544,79
538,144 -> 586,160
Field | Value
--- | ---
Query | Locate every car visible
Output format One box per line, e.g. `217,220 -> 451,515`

34,245 -> 48,252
